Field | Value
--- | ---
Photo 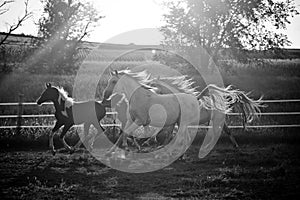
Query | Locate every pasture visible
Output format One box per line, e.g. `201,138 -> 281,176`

1,143 -> 299,199
1,46 -> 300,199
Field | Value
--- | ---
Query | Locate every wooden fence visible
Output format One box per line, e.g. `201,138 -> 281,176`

0,97 -> 300,131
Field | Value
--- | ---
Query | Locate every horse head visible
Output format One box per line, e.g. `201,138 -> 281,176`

102,70 -> 121,103
37,83 -> 59,105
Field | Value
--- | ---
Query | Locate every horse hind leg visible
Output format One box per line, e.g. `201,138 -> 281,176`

199,113 -> 224,158
49,132 -> 56,156
74,123 -> 91,150
50,122 -> 63,156
59,123 -> 74,154
223,123 -> 239,148
142,126 -> 162,147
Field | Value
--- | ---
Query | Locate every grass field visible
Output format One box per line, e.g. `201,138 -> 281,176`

1,143 -> 299,199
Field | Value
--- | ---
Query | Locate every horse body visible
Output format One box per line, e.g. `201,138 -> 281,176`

128,87 -> 181,127
72,101 -> 106,124
150,77 -> 264,148
37,83 -> 106,155
103,70 -> 264,157
103,70 -> 201,154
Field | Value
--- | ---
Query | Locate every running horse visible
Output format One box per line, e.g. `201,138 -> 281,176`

103,72 -> 263,150
102,70 -> 262,157
103,70 -> 203,155
147,75 -> 263,148
37,83 -> 106,155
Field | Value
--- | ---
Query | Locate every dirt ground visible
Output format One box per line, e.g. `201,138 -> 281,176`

0,143 -> 299,200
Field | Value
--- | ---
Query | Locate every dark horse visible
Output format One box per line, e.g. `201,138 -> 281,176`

37,83 -> 106,155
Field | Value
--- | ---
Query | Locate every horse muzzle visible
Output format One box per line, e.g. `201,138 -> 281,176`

36,98 -> 43,106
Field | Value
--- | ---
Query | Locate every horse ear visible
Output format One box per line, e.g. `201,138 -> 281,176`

114,70 -> 119,77
45,83 -> 51,88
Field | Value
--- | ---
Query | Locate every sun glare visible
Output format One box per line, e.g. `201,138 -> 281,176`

88,0 -> 165,44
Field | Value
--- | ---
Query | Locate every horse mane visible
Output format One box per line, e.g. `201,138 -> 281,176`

150,76 -> 234,113
55,86 -> 74,107
115,70 -> 241,113
117,69 -> 158,91
151,75 -> 200,97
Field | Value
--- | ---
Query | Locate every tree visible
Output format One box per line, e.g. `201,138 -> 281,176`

0,0 -> 32,46
161,0 -> 299,64
35,0 -> 103,74
0,0 -> 33,73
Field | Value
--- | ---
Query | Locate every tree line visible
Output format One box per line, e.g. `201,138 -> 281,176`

0,0 -> 298,74
0,0 -> 102,74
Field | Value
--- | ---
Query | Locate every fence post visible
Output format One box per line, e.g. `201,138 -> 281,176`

16,94 -> 24,135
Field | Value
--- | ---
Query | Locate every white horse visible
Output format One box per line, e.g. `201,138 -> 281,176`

147,75 -> 264,148
103,70 -> 255,157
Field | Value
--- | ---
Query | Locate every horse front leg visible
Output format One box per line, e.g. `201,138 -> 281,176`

106,118 -> 139,155
105,119 -> 132,155
141,125 -> 153,146
60,123 -> 74,154
88,122 -> 105,151
50,122 -> 63,156
123,119 -> 142,151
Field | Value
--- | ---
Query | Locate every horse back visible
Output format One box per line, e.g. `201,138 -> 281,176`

72,100 -> 106,124
173,93 -> 200,125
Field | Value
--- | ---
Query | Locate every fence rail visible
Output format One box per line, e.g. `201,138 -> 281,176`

0,99 -> 300,130
1,112 -> 300,119
1,124 -> 300,129
0,99 -> 300,106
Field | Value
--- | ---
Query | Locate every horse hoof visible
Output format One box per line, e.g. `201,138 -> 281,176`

51,150 -> 56,156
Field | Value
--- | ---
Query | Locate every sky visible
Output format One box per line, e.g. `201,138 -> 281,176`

0,0 -> 300,48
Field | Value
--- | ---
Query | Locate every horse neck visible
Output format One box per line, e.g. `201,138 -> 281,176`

120,75 -> 144,98
156,82 -> 172,94
155,80 -> 180,94
53,94 -> 65,113
52,99 -> 62,112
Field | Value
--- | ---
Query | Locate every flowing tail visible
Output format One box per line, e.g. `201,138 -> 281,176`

198,84 -> 265,126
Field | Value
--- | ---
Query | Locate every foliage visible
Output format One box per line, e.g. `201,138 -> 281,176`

31,0 -> 103,74
0,44 -> 36,73
161,0 -> 299,63
0,0 -> 33,73
0,0 -> 33,46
